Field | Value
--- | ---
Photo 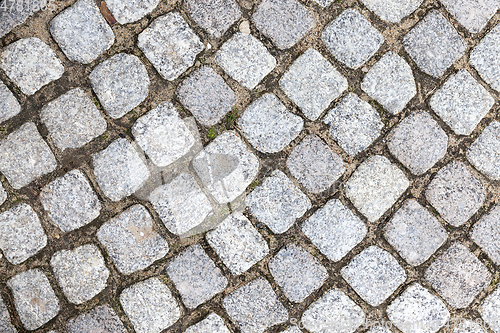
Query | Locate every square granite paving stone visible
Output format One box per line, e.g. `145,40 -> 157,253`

0,37 -> 64,96
384,199 -> 448,266
92,138 -> 151,202
321,8 -> 384,69
223,277 -> 288,333
215,32 -> 277,89
0,203 -> 47,265
0,297 -> 16,333
7,269 -> 60,331
471,204 -> 500,265
387,111 -> 448,175
132,101 -> 195,167
66,304 -> 127,333
238,93 -> 303,153
302,199 -> 367,262
138,12 -> 205,81
246,170 -> 311,234
184,0 -> 241,38
359,0 -> 423,23
480,287 -> 500,333
471,24 -> 500,92
279,48 -> 348,121
50,244 -> 110,304
345,155 -> 409,223
40,88 -> 107,150
425,161 -> 486,227
301,288 -> 365,333
425,242 -> 491,309
176,66 -> 237,127
0,182 -> 6,206
90,53 -> 149,119
402,10 -> 467,78
0,81 -> 20,124
287,134 -> 345,193
387,283 -> 450,333
49,0 -> 115,64
149,173 -> 213,236
166,244 -> 227,309
341,246 -> 406,306
453,320 -> 487,333
0,0 -> 45,38
252,0 -> 315,50
467,121 -> 500,180
105,0 -> 160,24
439,0 -> 500,33
97,204 -> 169,275
268,244 -> 328,303
361,52 -> 416,115
0,122 -> 57,189
324,93 -> 384,156
40,169 -> 102,232
429,70 -> 494,136
120,277 -> 181,333
184,313 -> 231,333
192,131 -> 260,204
206,212 -> 269,275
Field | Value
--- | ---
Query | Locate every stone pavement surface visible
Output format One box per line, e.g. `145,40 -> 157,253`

1,0 -> 500,332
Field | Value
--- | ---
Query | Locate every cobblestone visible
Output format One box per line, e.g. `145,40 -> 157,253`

440,0 -> 499,33
471,204 -> 500,265
66,305 -> 127,333
480,287 -> 500,333
360,0 -> 423,23
0,298 -> 16,333
106,0 -> 160,24
0,81 -> 20,124
467,121 -> 500,180
185,313 -> 231,333
184,0 -> 241,38
471,24 -> 500,91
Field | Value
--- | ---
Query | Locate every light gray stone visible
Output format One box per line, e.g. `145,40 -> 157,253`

92,138 -> 150,201
246,170 -> 311,234
0,37 -> 64,95
0,203 -> 47,264
167,244 -> 227,308
120,277 -> 181,333
0,298 -> 15,333
345,155 -> 409,222
50,0 -> 115,64
7,269 -> 59,331
341,246 -> 406,306
321,9 -> 384,69
0,183 -> 6,206
471,204 -> 500,265
453,320 -> 487,333
90,53 -> 149,119
98,204 -> 169,274
426,161 -> 485,227
287,134 -> 345,193
425,243 -> 491,308
66,305 -> 127,333
387,111 -> 448,175
303,199 -> 366,261
360,0 -> 423,23
252,0 -> 315,50
40,170 -> 101,232
132,101 -> 195,167
192,131 -> 259,203
138,12 -> 204,81
387,283 -> 450,333
313,0 -> 334,7
40,88 -> 107,150
361,52 -> 416,114
177,66 -> 237,126
0,122 -> 57,189
385,199 -> 447,266
50,244 -> 110,304
468,121 -> 500,179
269,244 -> 328,303
0,0 -> 46,38
430,70 -> 494,135
324,93 -> 383,156
184,0 -> 241,38
206,212 -> 269,275
368,326 -> 391,333
223,278 -> 288,333
239,94 -> 303,153
440,0 -> 499,33
185,313 -> 231,333
403,10 -> 466,77
216,33 -> 276,89
301,288 -> 365,333
471,24 -> 500,91
480,287 -> 500,333
149,173 -> 212,235
279,48 -> 348,120
106,0 -> 160,24
0,81 -> 20,123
